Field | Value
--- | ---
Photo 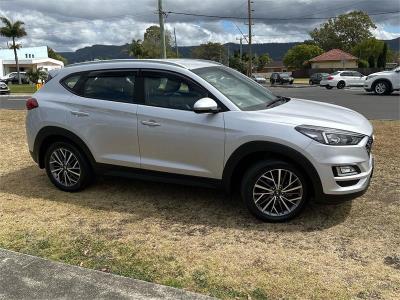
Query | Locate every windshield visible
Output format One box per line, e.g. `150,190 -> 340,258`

393,66 -> 400,72
192,66 -> 278,111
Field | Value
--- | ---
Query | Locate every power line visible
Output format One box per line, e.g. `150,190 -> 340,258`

165,10 -> 400,21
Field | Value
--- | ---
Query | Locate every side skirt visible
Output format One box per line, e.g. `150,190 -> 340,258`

94,163 -> 223,190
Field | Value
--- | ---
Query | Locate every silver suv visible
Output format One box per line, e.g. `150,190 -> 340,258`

25,59 -> 374,222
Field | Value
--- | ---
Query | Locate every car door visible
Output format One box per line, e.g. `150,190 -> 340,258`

66,70 -> 141,168
137,70 -> 225,179
351,71 -> 365,86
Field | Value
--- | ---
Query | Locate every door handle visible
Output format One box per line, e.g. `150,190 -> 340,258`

141,120 -> 160,127
71,111 -> 89,117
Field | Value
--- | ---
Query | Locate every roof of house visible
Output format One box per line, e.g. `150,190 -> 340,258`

309,49 -> 358,62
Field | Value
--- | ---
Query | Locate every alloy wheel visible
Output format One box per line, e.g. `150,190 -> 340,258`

375,82 -> 386,94
252,169 -> 303,217
49,147 -> 81,187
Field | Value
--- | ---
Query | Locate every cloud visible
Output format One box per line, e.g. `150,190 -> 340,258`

0,0 -> 398,51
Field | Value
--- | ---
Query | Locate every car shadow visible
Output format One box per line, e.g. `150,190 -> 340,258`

0,165 -> 353,232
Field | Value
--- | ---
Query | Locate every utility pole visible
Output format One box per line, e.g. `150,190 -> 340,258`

247,0 -> 253,76
174,27 -> 179,57
236,37 -> 243,61
158,0 -> 167,59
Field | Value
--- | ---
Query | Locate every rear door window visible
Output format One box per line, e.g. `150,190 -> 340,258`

82,71 -> 136,103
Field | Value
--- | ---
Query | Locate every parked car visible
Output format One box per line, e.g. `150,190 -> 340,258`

319,71 -> 366,89
364,66 -> 400,95
270,73 -> 294,85
0,81 -> 10,94
251,74 -> 267,84
309,73 -> 329,85
0,72 -> 29,84
26,59 -> 374,222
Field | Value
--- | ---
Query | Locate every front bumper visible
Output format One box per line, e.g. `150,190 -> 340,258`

305,136 -> 374,203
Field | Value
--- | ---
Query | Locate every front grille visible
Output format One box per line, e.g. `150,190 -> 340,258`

366,136 -> 373,155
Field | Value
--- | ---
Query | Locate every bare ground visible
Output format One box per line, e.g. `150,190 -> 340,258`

0,110 -> 399,299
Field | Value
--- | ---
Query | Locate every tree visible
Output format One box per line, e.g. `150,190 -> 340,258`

48,47 -> 68,65
256,53 -> 271,71
368,55 -> 375,68
283,44 -> 324,69
191,42 -> 226,62
128,26 -> 175,59
310,11 -> 376,51
352,38 -> 384,65
229,51 -> 247,73
0,17 -> 27,84
377,43 -> 388,68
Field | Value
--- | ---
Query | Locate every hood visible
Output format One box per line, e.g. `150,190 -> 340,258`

368,70 -> 394,77
254,98 -> 373,135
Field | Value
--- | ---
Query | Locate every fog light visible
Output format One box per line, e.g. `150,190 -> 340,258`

335,166 -> 359,177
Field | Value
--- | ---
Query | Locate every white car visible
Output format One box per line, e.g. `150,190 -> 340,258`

364,66 -> 400,95
320,71 -> 366,90
251,74 -> 267,84
25,59 -> 374,222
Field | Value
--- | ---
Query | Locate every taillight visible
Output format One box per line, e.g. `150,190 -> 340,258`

327,76 -> 334,80
26,98 -> 39,110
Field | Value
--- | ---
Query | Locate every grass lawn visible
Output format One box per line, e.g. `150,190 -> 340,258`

0,110 -> 399,299
9,84 -> 36,94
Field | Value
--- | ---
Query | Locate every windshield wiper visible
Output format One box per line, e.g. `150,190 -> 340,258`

265,96 -> 290,108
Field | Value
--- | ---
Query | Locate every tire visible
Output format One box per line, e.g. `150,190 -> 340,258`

337,81 -> 345,89
241,160 -> 308,222
309,80 -> 313,85
373,80 -> 391,95
44,141 -> 93,192
325,86 -> 333,90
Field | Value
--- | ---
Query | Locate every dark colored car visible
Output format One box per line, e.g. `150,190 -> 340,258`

1,73 -> 29,84
309,73 -> 329,85
270,73 -> 294,85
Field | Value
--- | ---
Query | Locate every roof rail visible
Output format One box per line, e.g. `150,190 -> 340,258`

66,59 -> 189,69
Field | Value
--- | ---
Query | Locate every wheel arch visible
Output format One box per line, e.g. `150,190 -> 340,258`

222,141 -> 322,198
33,126 -> 96,169
372,78 -> 393,91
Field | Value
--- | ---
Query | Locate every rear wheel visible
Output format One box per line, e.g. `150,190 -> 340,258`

309,80 -> 313,85
337,81 -> 345,89
241,160 -> 308,222
373,81 -> 391,95
44,141 -> 92,192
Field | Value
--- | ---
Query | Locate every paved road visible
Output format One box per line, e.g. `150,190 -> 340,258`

1,87 -> 399,119
0,249 -> 214,300
268,86 -> 400,120
0,95 -> 29,110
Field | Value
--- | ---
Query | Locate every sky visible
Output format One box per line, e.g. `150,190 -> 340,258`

0,0 -> 399,52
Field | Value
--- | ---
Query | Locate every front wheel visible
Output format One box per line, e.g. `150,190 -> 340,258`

374,81 -> 391,95
44,142 -> 93,192
325,86 -> 333,89
241,160 -> 308,222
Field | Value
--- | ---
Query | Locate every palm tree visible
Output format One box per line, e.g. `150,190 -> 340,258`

0,17 -> 27,85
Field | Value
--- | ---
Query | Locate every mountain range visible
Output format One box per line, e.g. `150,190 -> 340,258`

60,37 -> 400,64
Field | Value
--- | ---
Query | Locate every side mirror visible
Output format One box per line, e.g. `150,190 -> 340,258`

193,98 -> 220,114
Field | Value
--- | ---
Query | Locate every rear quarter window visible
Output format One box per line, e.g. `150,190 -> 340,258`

61,74 -> 82,91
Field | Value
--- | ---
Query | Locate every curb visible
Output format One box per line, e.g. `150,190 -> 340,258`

0,248 -> 216,300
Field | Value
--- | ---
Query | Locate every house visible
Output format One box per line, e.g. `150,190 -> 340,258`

262,60 -> 287,73
0,46 -> 64,76
309,49 -> 358,69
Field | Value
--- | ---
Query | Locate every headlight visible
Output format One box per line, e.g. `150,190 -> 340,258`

295,125 -> 365,145
366,75 -> 377,80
